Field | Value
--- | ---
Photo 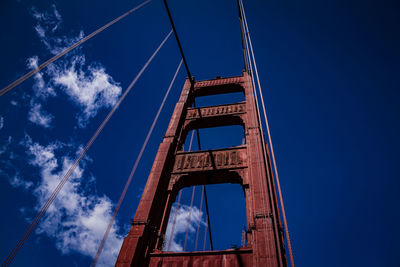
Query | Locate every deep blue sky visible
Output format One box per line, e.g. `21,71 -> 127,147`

0,0 -> 399,266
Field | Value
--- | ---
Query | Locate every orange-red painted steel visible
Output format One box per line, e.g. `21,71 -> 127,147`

116,73 -> 287,266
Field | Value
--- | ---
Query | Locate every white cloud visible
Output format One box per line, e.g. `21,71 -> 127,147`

34,24 -> 46,38
164,203 -> 205,252
11,100 -> 18,106
23,138 -> 124,266
29,5 -> 122,127
28,103 -> 54,128
52,5 -> 62,28
0,116 -> 3,130
31,5 -> 71,55
0,136 -> 12,155
9,174 -> 34,190
31,5 -> 83,55
52,56 -> 122,127
27,56 -> 56,98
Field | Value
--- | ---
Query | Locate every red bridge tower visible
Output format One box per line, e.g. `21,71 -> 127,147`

116,72 -> 287,266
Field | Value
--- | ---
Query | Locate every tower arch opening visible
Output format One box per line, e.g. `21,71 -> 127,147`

163,183 -> 247,252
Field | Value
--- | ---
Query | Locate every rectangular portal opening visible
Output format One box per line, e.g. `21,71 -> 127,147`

183,125 -> 245,152
194,91 -> 244,108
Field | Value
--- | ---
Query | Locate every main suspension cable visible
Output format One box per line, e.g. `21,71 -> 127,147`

237,0 -> 248,72
0,0 -> 151,97
91,57 -> 182,267
1,30 -> 172,267
163,0 -> 193,84
241,1 -> 295,266
163,0 -> 214,251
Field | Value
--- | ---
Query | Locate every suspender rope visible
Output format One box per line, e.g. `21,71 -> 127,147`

91,56 -> 182,267
193,100 -> 214,251
1,30 -> 172,267
241,2 -> 286,265
183,186 -> 196,251
194,185 -> 204,251
166,190 -> 182,251
202,183 -> 213,250
241,7 -> 274,261
203,210 -> 208,251
241,1 -> 295,266
166,130 -> 195,251
182,132 -> 195,252
0,0 -> 152,97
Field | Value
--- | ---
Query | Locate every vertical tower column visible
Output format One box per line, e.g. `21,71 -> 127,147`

242,72 -> 282,266
116,78 -> 192,266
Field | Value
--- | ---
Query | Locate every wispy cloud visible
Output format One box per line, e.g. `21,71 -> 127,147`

5,5 -> 126,265
23,137 -> 124,266
27,56 -> 56,99
0,136 -> 12,155
26,56 -> 55,129
52,56 -> 122,127
164,203 -> 205,252
0,116 -> 3,130
9,174 -> 34,190
28,103 -> 54,128
28,5 -> 122,128
31,4 -> 81,55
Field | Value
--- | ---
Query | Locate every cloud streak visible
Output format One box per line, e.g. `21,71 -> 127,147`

9,174 -> 34,190
1,4 -> 126,265
31,4 -> 82,55
28,103 -> 54,128
52,56 -> 122,127
28,5 -> 122,128
23,137 -> 124,266
27,56 -> 56,99
164,203 -> 205,252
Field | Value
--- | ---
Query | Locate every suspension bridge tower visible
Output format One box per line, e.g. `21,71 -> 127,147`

0,0 -> 294,266
116,71 -> 288,266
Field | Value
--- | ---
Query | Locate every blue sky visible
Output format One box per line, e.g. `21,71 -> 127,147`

0,0 -> 399,266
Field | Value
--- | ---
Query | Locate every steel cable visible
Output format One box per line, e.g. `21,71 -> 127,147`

163,0 -> 214,251
194,185 -> 204,251
202,201 -> 208,251
242,16 -> 273,261
0,0 -> 152,97
241,1 -> 295,266
166,190 -> 182,251
91,57 -> 182,266
183,186 -> 196,251
1,30 -> 172,267
166,130 -> 194,251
